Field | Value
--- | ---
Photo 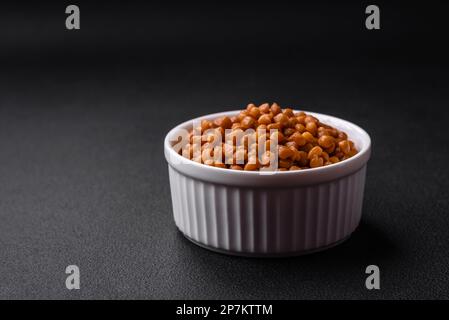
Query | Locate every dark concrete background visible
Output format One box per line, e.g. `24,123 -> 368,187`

0,1 -> 448,299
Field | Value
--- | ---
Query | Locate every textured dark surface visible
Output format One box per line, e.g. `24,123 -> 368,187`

0,1 -> 448,299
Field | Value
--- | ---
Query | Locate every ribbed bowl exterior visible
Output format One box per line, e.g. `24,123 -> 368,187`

169,165 -> 367,256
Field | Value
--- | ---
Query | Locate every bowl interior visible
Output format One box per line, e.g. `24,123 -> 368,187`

164,110 -> 371,186
168,110 -> 370,155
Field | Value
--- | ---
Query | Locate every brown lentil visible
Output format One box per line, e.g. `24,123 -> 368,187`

309,156 -> 324,168
258,114 -> 272,125
278,145 -> 294,160
318,135 -> 335,149
308,146 -> 323,159
259,103 -> 270,113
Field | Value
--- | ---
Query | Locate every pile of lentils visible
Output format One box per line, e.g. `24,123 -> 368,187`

180,103 -> 358,171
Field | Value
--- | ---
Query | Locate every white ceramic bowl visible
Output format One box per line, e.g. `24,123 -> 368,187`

164,110 -> 371,256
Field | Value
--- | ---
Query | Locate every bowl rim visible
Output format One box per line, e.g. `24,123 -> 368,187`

164,110 -> 371,186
